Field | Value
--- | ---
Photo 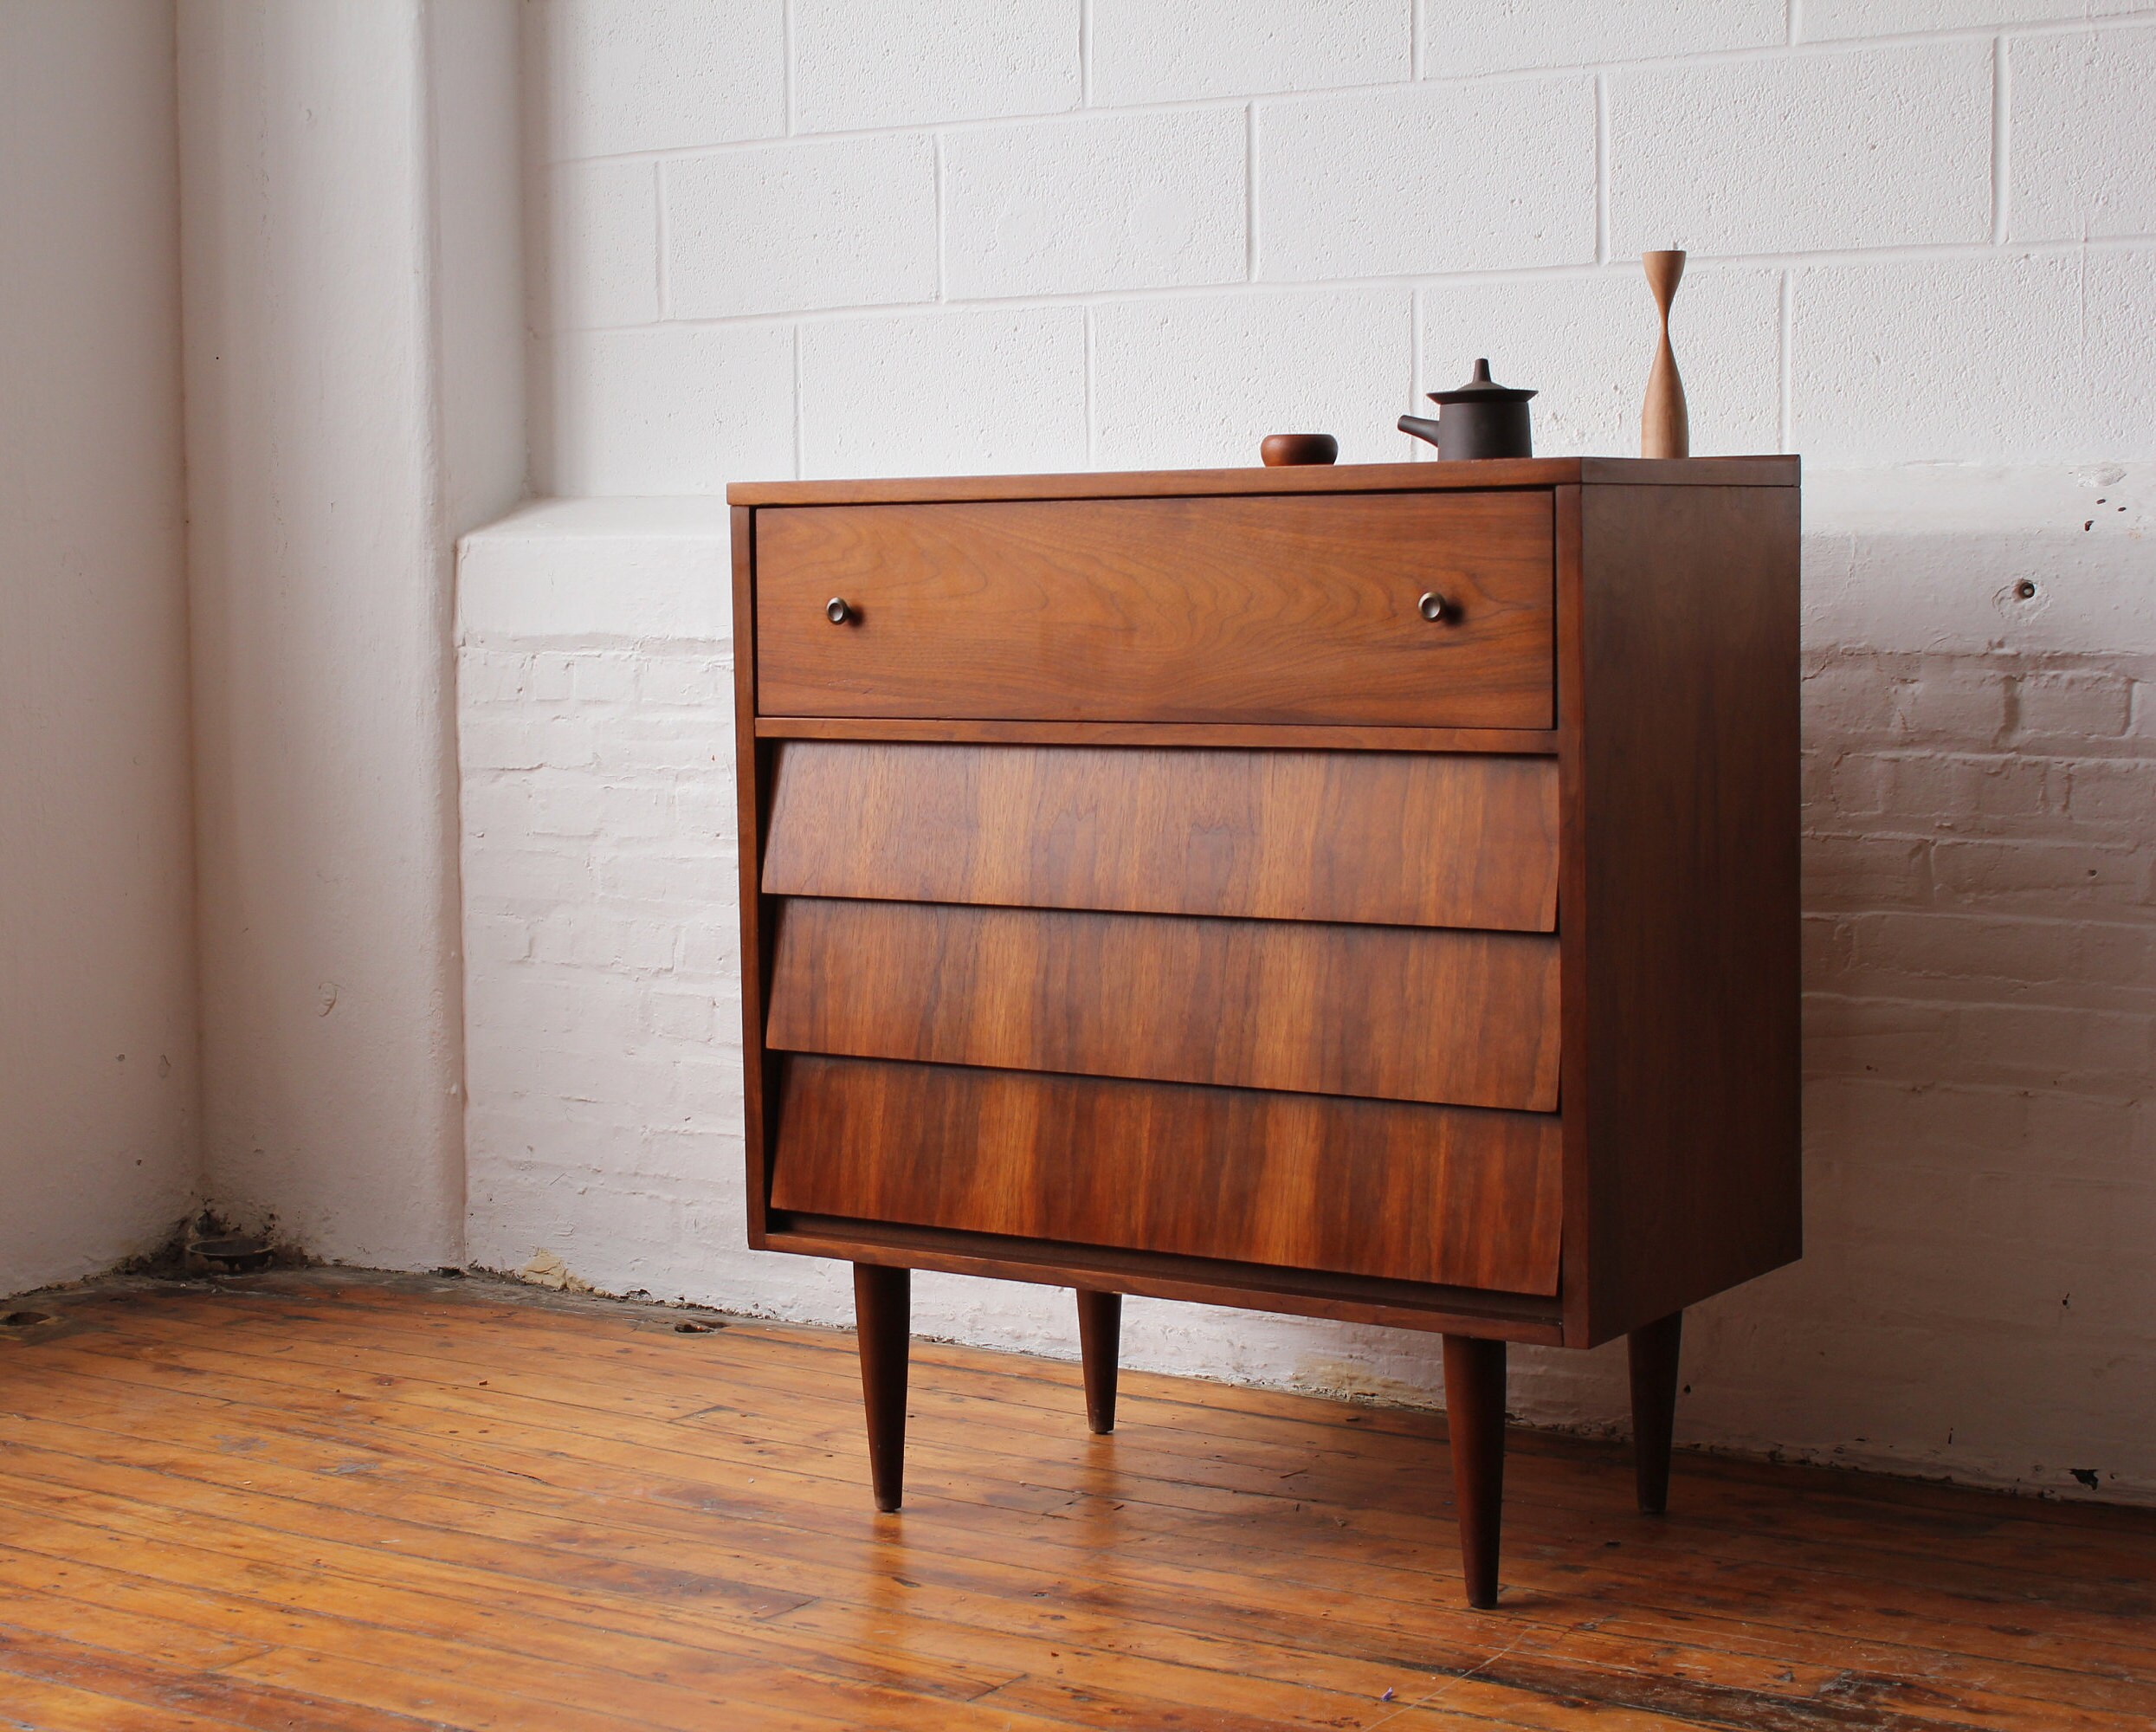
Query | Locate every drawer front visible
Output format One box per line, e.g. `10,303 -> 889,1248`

765,897 -> 1560,1111
770,1056 -> 1563,1295
754,492 -> 1553,727
762,742 -> 1559,933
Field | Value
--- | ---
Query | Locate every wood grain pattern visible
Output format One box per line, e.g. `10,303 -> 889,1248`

1075,1290 -> 1120,1435
1442,1334 -> 1509,1609
754,493 -> 1555,727
732,505 -> 777,1246
728,454 -> 1799,505
852,1264 -> 909,1513
760,741 -> 1560,933
1640,251 -> 1689,460
1629,1311 -> 1684,1516
731,459 -> 1804,1603
765,897 -> 1562,1110
769,1056 -> 1564,1294
1563,481 -> 1803,1344
8,1270 -> 2149,1732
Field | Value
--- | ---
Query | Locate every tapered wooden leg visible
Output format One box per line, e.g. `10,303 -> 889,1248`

1442,1334 -> 1507,1609
1075,1289 -> 1121,1434
853,1263 -> 910,1512
1628,1309 -> 1684,1516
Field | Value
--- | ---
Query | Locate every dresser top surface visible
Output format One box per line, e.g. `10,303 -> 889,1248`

728,456 -> 1798,508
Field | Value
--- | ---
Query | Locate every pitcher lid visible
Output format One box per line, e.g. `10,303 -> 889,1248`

1426,358 -> 1536,404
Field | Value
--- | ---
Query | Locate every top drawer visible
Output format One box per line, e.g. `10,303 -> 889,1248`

752,491 -> 1553,729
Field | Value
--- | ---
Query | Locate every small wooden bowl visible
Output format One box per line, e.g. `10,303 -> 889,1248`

1261,433 -> 1339,467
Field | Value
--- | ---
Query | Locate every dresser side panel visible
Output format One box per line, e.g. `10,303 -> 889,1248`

733,505 -> 778,1245
1571,481 -> 1804,1341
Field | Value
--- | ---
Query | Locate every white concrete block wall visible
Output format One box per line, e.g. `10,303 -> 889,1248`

482,2 -> 2156,1500
521,1 -> 2156,485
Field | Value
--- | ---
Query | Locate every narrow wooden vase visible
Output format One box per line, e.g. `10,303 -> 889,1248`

1641,249 -> 1688,459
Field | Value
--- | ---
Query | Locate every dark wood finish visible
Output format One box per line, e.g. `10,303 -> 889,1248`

765,898 -> 1560,1109
732,462 -> 1804,1604
1565,481 -> 1803,1343
8,1271 -> 2148,1732
1075,1290 -> 1120,1434
756,716 -> 1559,753
1260,432 -> 1338,466
774,1215 -> 1565,1341
1629,1309 -> 1684,1516
1442,1334 -> 1509,1610
1554,482 -> 1593,1352
851,1263 -> 909,1513
730,506 -> 775,1246
761,741 -> 1559,932
753,493 -> 1554,727
770,1057 -> 1564,1294
727,453 -> 1799,505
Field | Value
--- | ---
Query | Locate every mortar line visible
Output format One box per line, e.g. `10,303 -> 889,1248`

1245,103 -> 1258,281
652,161 -> 669,320
933,133 -> 948,301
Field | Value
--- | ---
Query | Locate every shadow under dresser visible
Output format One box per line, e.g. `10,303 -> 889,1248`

726,456 -> 1801,1607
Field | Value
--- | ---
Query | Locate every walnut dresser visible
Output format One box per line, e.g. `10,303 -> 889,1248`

726,456 -> 1801,1607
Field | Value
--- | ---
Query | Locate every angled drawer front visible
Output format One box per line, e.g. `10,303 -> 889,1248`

770,1057 -> 1564,1295
765,897 -> 1560,1111
762,741 -> 1559,933
754,492 -> 1554,728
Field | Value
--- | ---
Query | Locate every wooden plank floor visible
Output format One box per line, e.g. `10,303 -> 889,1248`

1,1272 -> 2152,1731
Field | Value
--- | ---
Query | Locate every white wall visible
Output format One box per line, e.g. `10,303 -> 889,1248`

469,1 -> 2156,1500
0,0 -> 203,1292
179,0 -> 525,1269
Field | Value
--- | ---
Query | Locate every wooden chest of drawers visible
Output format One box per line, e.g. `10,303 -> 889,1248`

728,456 -> 1801,1606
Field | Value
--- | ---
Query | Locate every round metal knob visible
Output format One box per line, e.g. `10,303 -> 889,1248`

825,597 -> 851,624
1418,591 -> 1454,623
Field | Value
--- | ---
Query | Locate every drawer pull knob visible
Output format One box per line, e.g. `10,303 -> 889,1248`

825,597 -> 852,624
1418,591 -> 1455,623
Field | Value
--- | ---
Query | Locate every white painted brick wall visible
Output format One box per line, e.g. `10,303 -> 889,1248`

526,0 -> 785,159
2010,23 -> 2156,240
1790,251 -> 2156,463
798,307 -> 1089,476
793,0 -> 1078,132
1090,0 -> 1410,104
1260,78 -> 1598,279
1423,0 -> 1785,76
1608,42 -> 1997,255
539,324 -> 794,494
662,135 -> 939,320
944,108 -> 1248,299
1091,287 -> 1412,468
487,4 -> 2156,1503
